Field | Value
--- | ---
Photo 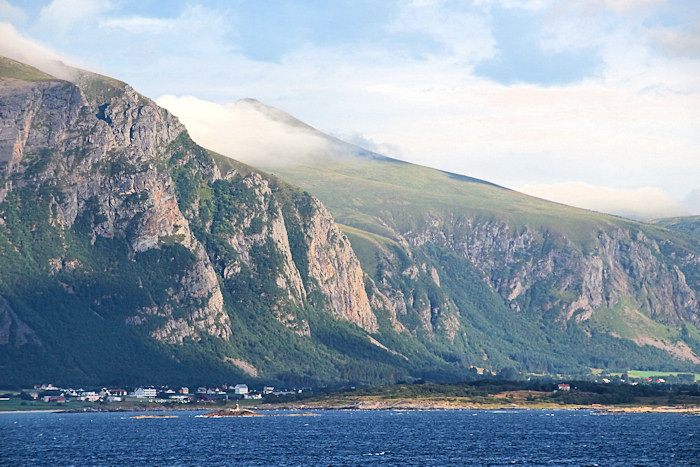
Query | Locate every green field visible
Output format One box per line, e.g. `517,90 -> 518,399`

628,370 -> 699,382
0,398 -> 98,412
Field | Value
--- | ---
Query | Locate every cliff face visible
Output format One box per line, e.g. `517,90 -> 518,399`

408,217 -> 699,327
298,198 -> 377,332
0,60 -> 389,386
0,75 -> 231,345
392,215 -> 700,364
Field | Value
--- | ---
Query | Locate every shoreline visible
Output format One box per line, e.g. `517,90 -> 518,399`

270,402 -> 700,414
2,402 -> 699,415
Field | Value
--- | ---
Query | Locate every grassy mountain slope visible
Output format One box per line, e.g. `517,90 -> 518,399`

238,105 -> 700,375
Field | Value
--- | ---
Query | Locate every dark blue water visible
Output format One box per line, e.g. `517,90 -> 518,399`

1,409 -> 698,465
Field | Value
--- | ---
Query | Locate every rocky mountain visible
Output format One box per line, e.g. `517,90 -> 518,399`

1,55 -> 698,387
0,57 -> 450,386
216,101 -> 700,375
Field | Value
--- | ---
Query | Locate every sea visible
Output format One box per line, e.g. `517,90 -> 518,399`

1,409 -> 698,466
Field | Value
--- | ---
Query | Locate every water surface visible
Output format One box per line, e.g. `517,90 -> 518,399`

1,409 -> 697,465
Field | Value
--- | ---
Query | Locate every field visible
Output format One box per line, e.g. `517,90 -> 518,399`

0,398 -> 97,412
627,370 -> 699,382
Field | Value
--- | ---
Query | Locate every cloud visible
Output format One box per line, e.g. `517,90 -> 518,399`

684,189 -> 700,214
0,22 -> 78,80
650,19 -> 700,59
0,0 -> 26,24
603,0 -> 668,14
331,131 -> 403,158
156,95 -> 335,167
100,16 -> 176,35
39,0 -> 112,33
518,182 -> 690,219
387,0 -> 495,64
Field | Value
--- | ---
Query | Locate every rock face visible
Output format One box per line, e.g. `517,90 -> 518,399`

409,218 -> 699,329
361,209 -> 700,367
300,198 -> 377,332
0,74 -> 230,344
0,58 -> 391,386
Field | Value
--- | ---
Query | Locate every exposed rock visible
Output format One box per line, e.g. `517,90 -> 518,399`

0,295 -> 39,347
223,357 -> 260,378
0,73 -> 231,344
302,198 -> 377,332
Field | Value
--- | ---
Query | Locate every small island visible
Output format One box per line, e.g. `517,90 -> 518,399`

197,407 -> 263,418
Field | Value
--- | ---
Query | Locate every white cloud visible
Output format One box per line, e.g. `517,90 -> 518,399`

0,0 -> 26,24
0,22 -> 79,80
650,19 -> 700,59
518,182 -> 690,220
39,0 -> 112,33
387,0 -> 495,64
603,0 -> 668,14
473,0 -> 549,10
339,81 -> 700,198
100,16 -> 176,35
684,189 -> 700,214
156,95 -> 335,167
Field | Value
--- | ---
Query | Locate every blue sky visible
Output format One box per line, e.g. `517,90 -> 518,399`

1,0 -> 699,219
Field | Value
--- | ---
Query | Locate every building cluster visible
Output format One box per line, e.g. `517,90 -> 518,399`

23,383 -> 302,405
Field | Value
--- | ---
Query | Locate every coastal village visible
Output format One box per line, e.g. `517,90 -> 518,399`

1,371 -> 694,412
4,383 -> 305,407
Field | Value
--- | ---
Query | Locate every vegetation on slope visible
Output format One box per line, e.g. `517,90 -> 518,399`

260,150 -> 700,374
0,57 -> 56,81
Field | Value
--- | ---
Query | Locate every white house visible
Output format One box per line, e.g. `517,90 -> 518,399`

133,387 -> 158,398
78,392 -> 101,402
169,394 -> 191,403
234,384 -> 249,395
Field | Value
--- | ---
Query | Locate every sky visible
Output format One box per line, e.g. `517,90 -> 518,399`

1,0 -> 699,219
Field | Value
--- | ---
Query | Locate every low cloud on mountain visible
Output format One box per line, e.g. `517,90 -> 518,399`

0,22 -> 78,80
519,182 -> 693,220
157,95 -> 333,167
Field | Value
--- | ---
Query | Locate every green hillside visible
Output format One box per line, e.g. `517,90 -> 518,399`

249,131 -> 700,375
0,56 -> 56,81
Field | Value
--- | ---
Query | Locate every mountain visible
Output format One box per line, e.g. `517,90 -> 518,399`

219,100 -> 700,374
1,56 -> 698,388
0,56 -> 459,387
